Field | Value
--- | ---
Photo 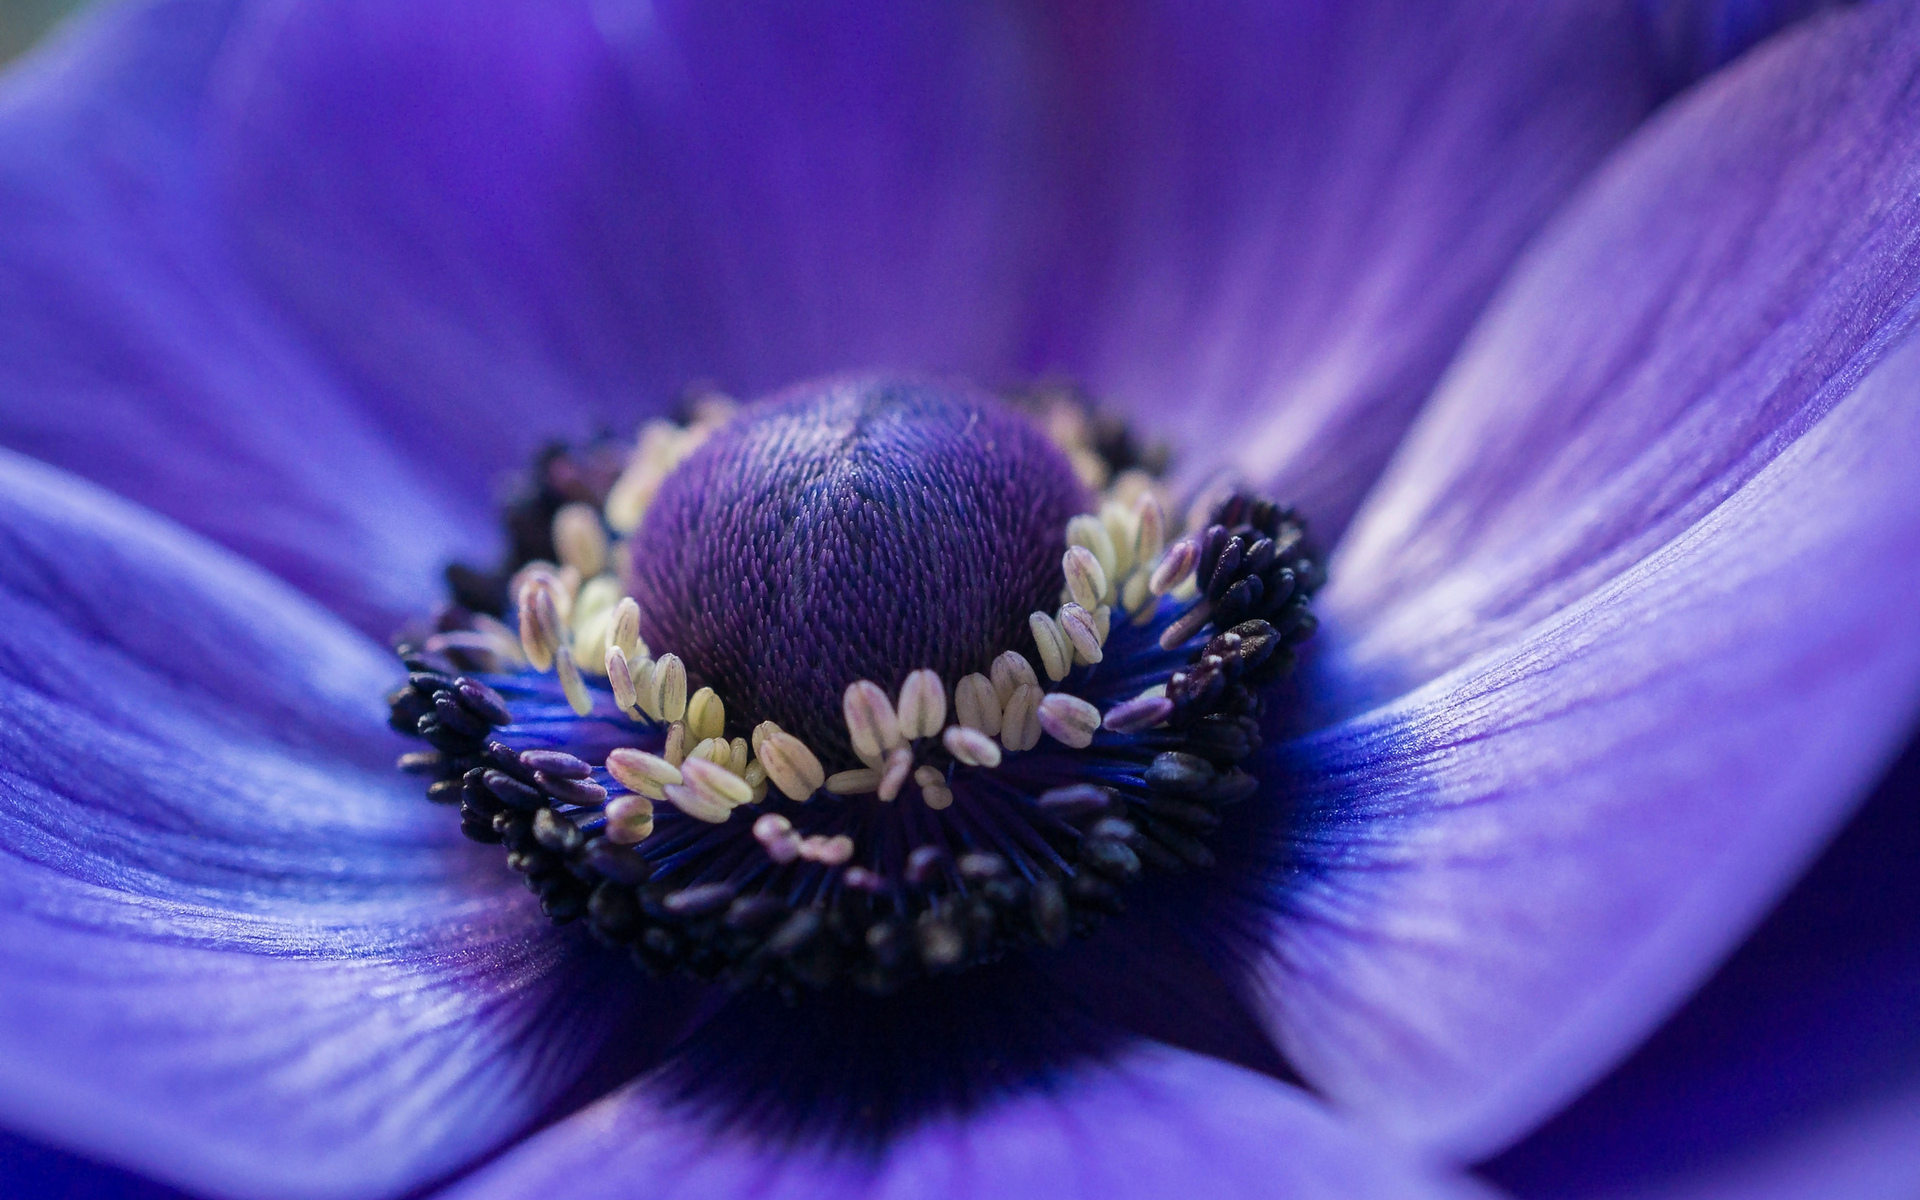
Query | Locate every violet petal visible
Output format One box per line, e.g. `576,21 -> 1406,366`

0,0 -> 491,635
446,1044 -> 1494,1200
1328,2 -> 1920,703
0,451 -> 682,1200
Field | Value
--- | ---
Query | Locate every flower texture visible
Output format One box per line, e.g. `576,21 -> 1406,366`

1,1 -> 1917,1199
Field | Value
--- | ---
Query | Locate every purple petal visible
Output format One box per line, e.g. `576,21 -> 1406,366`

0,0 -> 492,634
1483,728 -> 1920,1200
209,0 -> 1061,485
446,1044 -> 1493,1200
1257,298 -> 1920,1160
1037,0 -> 1666,535
0,451 -> 684,1199
1327,2 -> 1920,701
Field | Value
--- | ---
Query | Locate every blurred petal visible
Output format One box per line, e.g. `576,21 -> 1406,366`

1256,317 -> 1920,1157
1039,0 -> 1665,534
0,0 -> 491,634
1483,727 -> 1920,1200
447,1044 -> 1495,1200
209,0 -> 1061,491
0,450 -> 684,1200
1642,0 -> 1851,84
1328,3 -> 1920,700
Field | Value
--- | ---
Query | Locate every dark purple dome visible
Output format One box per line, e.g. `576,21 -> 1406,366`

629,376 -> 1091,766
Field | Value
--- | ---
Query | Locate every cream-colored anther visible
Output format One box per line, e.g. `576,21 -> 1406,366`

843,680 -> 903,769
728,737 -> 750,776
1063,545 -> 1108,612
1133,493 -> 1166,567
686,686 -> 725,743
647,653 -> 688,723
603,794 -> 655,844
606,748 -> 681,799
920,768 -> 955,810
1029,611 -> 1072,681
1037,692 -> 1101,749
517,577 -> 560,672
606,645 -> 639,713
990,651 -> 1039,706
1122,571 -> 1154,622
610,597 -> 643,660
681,756 -> 752,808
1001,683 -> 1042,752
1092,604 -> 1112,644
825,768 -> 882,795
896,668 -> 947,739
662,722 -> 689,767
1057,604 -> 1103,666
743,758 -> 768,789
1149,538 -> 1199,595
555,647 -> 594,716
943,724 -> 1002,768
1102,501 -> 1136,582
953,673 -> 1002,737
1067,514 -> 1119,586
877,746 -> 914,802
552,502 -> 609,577
759,730 -> 826,801
751,720 -> 780,754
661,782 -> 732,823
688,737 -> 728,767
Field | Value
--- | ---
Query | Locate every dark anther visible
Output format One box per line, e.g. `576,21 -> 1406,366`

533,808 -> 586,855
454,677 -> 513,725
520,749 -> 592,779
663,883 -> 739,919
1146,752 -> 1218,795
483,769 -> 545,812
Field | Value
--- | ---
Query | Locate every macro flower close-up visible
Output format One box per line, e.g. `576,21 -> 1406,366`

4,0 -> 1920,1197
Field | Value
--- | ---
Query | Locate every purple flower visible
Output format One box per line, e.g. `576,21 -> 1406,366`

2,0 -> 1918,1198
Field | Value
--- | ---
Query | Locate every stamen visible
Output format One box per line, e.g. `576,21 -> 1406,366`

1028,611 -> 1072,681
895,668 -> 947,740
391,379 -> 1319,995
953,673 -> 1000,737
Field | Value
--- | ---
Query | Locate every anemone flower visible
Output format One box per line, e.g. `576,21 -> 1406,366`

3,1 -> 1920,1198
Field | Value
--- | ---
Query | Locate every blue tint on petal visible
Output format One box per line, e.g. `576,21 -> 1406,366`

0,450 -> 692,1200
1483,724 -> 1920,1200
450,1044 -> 1495,1200
1641,0 -> 1851,86
0,0 -> 493,635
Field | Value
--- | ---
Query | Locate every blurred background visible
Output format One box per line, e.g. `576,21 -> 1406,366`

1,0 -> 87,65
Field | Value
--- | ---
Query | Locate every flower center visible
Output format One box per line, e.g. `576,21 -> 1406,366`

388,375 -> 1322,995
627,377 -> 1090,764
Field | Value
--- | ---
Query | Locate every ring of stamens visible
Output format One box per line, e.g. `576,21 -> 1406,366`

392,386 -> 1320,995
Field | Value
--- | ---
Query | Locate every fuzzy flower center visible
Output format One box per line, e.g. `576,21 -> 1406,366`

627,377 -> 1090,765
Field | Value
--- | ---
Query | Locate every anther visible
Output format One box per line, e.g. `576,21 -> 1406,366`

555,647 -> 593,716
1067,513 -> 1119,585
646,653 -> 688,723
662,780 -> 733,823
1057,603 -> 1104,665
896,668 -> 947,740
954,672 -> 1002,736
877,746 -> 914,802
843,680 -> 903,769
915,764 -> 954,810
758,730 -> 826,801
686,686 -> 725,743
1029,611 -> 1072,681
990,651 -> 1039,706
1037,693 -> 1101,749
1103,693 -> 1174,734
1001,683 -> 1042,752
1133,493 -> 1166,566
1150,538 -> 1199,595
825,768 -> 881,795
603,794 -> 655,843
606,645 -> 639,712
1063,545 -> 1107,611
610,596 -> 643,660
552,502 -> 610,577
606,747 -> 681,796
1159,599 -> 1214,651
942,724 -> 1002,768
